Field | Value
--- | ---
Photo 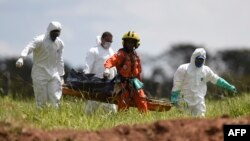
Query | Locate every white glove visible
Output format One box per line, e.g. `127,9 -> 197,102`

103,68 -> 110,79
16,58 -> 24,68
60,76 -> 64,85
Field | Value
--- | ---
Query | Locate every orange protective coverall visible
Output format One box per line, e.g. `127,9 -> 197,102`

104,49 -> 148,113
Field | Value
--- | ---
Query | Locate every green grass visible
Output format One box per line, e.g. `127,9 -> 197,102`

206,93 -> 250,117
0,93 -> 250,131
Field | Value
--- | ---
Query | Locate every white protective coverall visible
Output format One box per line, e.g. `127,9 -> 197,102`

83,36 -> 117,115
172,48 -> 219,117
19,21 -> 64,108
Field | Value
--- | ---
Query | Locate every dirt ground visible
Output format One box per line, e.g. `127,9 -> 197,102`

0,115 -> 250,141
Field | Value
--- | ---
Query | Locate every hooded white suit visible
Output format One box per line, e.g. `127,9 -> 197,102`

172,48 -> 219,117
83,36 -> 117,115
19,21 -> 64,108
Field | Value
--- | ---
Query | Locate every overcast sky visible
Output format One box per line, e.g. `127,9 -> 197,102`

1,0 -> 250,67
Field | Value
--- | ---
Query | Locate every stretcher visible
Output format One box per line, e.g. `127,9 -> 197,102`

62,69 -> 172,112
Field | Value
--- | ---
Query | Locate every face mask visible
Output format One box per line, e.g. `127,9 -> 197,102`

103,42 -> 111,49
195,57 -> 205,68
50,30 -> 60,42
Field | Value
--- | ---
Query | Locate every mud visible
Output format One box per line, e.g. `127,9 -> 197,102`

0,115 -> 250,141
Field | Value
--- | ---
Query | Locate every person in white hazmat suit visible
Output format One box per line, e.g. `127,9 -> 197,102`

16,21 -> 65,109
171,48 -> 237,117
83,31 -> 117,115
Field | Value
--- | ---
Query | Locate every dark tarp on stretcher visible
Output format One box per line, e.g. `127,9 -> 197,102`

64,69 -> 118,103
63,69 -> 172,112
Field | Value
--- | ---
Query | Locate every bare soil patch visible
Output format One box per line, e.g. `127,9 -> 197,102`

1,116 -> 250,141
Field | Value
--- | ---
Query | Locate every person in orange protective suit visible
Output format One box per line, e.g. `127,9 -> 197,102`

103,31 -> 148,113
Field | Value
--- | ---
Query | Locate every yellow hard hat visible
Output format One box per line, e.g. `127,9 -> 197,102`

122,31 -> 140,48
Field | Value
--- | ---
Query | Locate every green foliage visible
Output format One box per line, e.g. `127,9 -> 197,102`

217,49 -> 250,75
0,93 -> 250,131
